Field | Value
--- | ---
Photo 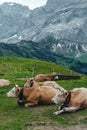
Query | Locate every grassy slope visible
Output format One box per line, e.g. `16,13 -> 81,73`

0,56 -> 87,130
0,41 -> 87,75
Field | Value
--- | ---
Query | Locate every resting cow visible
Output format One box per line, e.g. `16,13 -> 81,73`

52,87 -> 87,115
0,79 -> 10,87
24,78 -> 62,89
33,73 -> 59,82
7,83 -> 64,107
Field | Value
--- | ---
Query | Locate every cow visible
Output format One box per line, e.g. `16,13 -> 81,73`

0,79 -> 10,87
33,73 -> 59,82
51,87 -> 87,115
24,78 -> 62,89
6,83 -> 64,107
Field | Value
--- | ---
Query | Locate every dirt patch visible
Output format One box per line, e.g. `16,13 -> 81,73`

25,122 -> 87,130
61,124 -> 87,130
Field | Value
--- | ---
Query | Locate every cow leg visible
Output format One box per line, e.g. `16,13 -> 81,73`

63,106 -> 79,112
25,97 -> 39,107
53,106 -> 79,115
25,102 -> 38,107
53,109 -> 64,115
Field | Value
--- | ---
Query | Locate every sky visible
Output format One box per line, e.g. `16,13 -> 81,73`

0,0 -> 47,10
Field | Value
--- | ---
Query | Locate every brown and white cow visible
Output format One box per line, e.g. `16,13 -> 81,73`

24,78 -> 62,89
51,87 -> 87,115
7,83 -> 64,107
33,73 -> 59,82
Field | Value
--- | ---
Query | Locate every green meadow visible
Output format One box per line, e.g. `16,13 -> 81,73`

0,57 -> 87,130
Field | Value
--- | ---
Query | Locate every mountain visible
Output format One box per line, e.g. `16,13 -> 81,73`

19,0 -> 87,43
0,2 -> 31,43
0,0 -> 87,43
46,0 -> 87,11
0,1 -> 87,47
0,0 -> 87,74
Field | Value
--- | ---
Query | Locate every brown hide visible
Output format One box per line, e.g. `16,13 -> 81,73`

22,85 -> 57,106
24,79 -> 63,91
34,73 -> 58,82
69,90 -> 87,109
52,88 -> 87,115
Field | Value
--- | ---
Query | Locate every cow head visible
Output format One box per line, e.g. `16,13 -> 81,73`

51,72 -> 59,80
24,78 -> 34,87
51,89 -> 68,104
6,84 -> 21,98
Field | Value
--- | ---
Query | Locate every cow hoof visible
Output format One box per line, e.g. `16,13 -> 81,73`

25,104 -> 28,107
53,111 -> 59,116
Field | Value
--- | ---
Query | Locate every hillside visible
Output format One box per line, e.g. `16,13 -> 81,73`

0,56 -> 75,80
0,40 -> 87,75
0,57 -> 87,130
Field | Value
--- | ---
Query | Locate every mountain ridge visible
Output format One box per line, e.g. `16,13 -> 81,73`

0,0 -> 87,43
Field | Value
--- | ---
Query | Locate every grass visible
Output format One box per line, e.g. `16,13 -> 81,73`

0,56 -> 87,130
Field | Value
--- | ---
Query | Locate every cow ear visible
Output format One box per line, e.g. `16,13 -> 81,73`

17,88 -> 20,92
30,78 -> 34,81
30,78 -> 34,87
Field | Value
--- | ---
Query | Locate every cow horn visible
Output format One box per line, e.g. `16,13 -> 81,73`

15,84 -> 19,88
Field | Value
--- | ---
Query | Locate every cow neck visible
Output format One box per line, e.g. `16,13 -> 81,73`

60,91 -> 71,110
18,88 -> 24,100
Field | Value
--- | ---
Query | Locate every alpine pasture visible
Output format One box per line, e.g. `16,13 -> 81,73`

0,57 -> 87,130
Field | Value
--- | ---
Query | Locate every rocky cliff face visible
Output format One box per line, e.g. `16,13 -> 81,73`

18,0 -> 87,45
0,2 -> 31,43
0,0 -> 87,44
